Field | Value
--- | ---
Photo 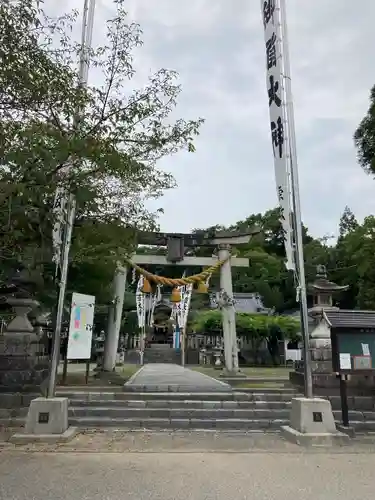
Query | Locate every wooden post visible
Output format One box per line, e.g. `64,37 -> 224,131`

339,374 -> 349,427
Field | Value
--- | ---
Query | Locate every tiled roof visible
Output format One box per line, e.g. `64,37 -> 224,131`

324,310 -> 375,328
209,293 -> 269,313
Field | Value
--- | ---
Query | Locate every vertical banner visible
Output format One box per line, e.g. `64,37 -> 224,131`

173,323 -> 181,350
172,283 -> 193,349
67,292 -> 95,360
175,283 -> 193,330
135,275 -> 146,328
261,0 -> 295,270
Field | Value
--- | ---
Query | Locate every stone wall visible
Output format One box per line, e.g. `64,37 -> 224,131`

290,370 -> 375,396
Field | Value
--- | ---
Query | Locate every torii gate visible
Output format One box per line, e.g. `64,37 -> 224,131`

102,228 -> 258,374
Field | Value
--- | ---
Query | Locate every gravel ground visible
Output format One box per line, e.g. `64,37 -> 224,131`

1,428 -> 375,454
1,447 -> 375,500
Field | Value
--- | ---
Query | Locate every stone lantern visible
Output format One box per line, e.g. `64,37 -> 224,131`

308,265 -> 348,352
0,264 -> 50,396
290,265 -> 350,392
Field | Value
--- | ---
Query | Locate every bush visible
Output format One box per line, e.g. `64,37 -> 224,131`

192,310 -> 300,341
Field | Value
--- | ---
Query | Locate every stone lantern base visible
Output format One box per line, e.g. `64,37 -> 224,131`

0,332 -> 50,393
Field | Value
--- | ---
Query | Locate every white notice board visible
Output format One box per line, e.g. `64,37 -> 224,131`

67,292 -> 96,360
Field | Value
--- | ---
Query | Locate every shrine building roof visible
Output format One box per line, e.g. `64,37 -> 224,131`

323,310 -> 375,329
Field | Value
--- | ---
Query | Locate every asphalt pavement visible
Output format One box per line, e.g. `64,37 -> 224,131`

1,445 -> 375,500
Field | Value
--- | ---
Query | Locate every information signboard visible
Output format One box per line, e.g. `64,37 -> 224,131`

67,292 -> 96,360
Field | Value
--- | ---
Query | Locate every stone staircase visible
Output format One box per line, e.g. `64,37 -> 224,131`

145,345 -> 181,364
62,388 -> 294,430
47,387 -> 372,432
3,388 -> 375,432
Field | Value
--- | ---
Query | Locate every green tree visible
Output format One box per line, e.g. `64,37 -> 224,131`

340,216 -> 375,309
339,206 -> 358,239
332,207 -> 361,309
354,84 -> 375,176
192,310 -> 300,365
0,0 -> 203,302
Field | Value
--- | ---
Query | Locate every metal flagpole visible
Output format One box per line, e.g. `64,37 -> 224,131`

48,0 -> 97,398
279,0 -> 313,398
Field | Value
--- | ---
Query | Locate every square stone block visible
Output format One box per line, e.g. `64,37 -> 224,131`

290,397 -> 336,434
25,397 -> 69,435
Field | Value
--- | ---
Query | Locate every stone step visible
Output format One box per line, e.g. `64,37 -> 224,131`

142,348 -> 181,365
69,406 -> 375,422
327,396 -> 375,412
57,391 -> 297,402
57,387 -> 299,394
3,415 -> 375,432
67,417 -> 375,432
0,407 -> 28,419
67,416 -> 288,430
69,406 -> 292,419
70,399 -> 292,409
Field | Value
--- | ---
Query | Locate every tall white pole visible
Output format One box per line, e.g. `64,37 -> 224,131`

48,0 -> 97,397
279,0 -> 313,398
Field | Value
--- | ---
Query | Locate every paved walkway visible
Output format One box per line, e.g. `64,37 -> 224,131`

125,364 -> 232,392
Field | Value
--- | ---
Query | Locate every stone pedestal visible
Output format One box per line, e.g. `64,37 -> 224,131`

281,397 -> 349,446
290,347 -> 345,395
10,397 -> 77,444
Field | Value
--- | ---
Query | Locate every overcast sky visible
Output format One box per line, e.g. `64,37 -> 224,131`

56,0 -> 375,238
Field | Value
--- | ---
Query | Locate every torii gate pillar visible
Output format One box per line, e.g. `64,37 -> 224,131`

218,244 -> 238,373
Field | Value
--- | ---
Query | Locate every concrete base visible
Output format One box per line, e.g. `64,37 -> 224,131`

281,426 -> 350,446
9,397 -> 78,444
290,397 -> 337,433
281,397 -> 350,446
25,397 -> 69,434
10,427 -> 78,444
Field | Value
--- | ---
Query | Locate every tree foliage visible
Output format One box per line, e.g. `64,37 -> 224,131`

354,84 -> 375,176
0,0 -> 203,304
192,310 -> 300,339
0,2 -> 202,260
4,1 -> 375,320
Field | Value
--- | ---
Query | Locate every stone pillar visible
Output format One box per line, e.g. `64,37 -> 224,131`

308,323 -> 335,390
103,266 -> 127,372
218,244 -> 238,374
290,313 -> 337,393
0,298 -> 50,394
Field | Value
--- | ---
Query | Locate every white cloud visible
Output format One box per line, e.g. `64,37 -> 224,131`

49,0 -> 375,237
